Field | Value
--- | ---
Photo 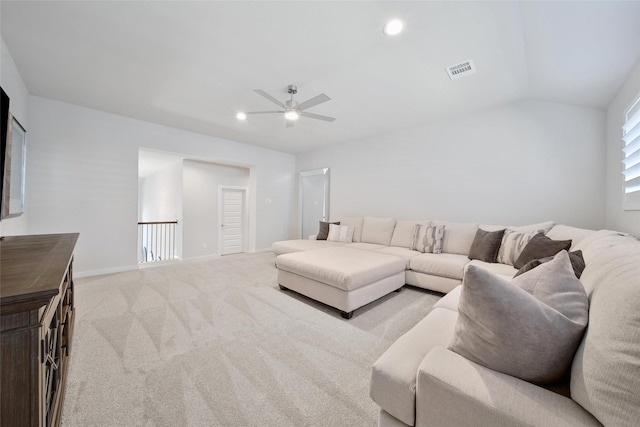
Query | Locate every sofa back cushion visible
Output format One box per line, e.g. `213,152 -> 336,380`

570,231 -> 640,426
546,224 -> 596,249
430,221 -> 478,255
390,220 -> 421,248
481,221 -> 555,234
333,216 -> 364,242
361,217 -> 397,246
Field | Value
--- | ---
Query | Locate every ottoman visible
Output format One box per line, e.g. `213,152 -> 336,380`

275,247 -> 406,319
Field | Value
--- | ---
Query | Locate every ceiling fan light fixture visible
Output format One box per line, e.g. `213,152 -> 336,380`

236,112 -> 247,120
285,110 -> 299,121
384,19 -> 404,36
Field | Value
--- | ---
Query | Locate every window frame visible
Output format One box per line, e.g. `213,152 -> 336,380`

622,91 -> 640,211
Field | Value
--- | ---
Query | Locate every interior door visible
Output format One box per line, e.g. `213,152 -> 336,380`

220,188 -> 244,255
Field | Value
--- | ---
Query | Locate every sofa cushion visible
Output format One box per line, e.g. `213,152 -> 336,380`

431,221 -> 478,255
480,221 -> 555,234
433,285 -> 462,312
275,247 -> 405,291
464,259 -> 518,279
496,229 -> 541,266
450,251 -> 589,385
317,221 -> 339,240
468,228 -> 505,262
333,216 -> 364,242
390,220 -> 422,249
416,347 -> 602,427
570,232 -> 640,426
370,307 -> 459,426
345,242 -> 388,251
327,224 -> 354,243
271,239 -> 344,255
514,250 -> 585,279
514,233 -> 572,269
361,217 -> 397,246
410,253 -> 469,280
375,246 -> 422,269
546,224 -> 595,249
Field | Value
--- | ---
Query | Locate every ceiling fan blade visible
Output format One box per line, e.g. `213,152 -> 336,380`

296,93 -> 331,111
245,111 -> 284,115
254,89 -> 286,108
286,119 -> 295,128
300,111 -> 336,122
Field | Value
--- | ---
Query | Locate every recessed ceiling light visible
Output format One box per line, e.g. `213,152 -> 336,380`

285,110 -> 299,121
236,112 -> 247,120
384,19 -> 404,36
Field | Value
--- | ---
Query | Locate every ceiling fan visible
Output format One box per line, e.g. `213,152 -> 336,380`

238,84 -> 335,128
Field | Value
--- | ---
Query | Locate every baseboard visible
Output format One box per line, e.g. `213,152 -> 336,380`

75,250 -> 274,278
179,253 -> 221,263
254,247 -> 274,253
75,264 -> 138,278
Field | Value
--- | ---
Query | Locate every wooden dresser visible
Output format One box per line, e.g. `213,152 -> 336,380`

1,233 -> 79,427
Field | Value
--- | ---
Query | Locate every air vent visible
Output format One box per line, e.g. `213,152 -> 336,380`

446,60 -> 477,80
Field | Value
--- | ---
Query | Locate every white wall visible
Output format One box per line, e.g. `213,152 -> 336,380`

0,37 -> 29,235
182,160 -> 249,259
297,100 -> 606,229
25,96 -> 296,276
605,59 -> 640,237
139,161 -> 182,223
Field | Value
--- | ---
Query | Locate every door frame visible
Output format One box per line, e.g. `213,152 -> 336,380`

218,185 -> 249,256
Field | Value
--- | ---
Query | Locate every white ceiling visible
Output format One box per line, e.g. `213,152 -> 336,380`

2,1 -> 639,154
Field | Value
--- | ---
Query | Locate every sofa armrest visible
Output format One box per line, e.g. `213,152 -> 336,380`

309,234 -> 318,240
416,347 -> 601,427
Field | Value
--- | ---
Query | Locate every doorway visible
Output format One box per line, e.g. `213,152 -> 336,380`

218,186 -> 248,255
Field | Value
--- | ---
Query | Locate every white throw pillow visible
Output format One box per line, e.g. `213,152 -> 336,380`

412,224 -> 445,254
327,224 -> 355,243
496,229 -> 541,266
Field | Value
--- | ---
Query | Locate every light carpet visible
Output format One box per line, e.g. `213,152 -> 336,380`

61,252 -> 441,426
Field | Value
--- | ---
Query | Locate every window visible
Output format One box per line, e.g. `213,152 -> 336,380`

622,94 -> 640,210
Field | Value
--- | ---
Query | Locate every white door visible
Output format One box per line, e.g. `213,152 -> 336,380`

221,188 -> 244,255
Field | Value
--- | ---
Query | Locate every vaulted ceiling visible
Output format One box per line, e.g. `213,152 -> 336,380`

2,1 -> 639,154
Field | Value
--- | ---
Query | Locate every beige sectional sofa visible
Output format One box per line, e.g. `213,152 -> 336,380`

273,217 -> 640,426
273,216 -> 558,294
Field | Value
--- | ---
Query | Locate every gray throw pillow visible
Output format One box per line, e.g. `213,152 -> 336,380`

317,221 -> 339,240
514,233 -> 571,269
514,250 -> 585,279
468,228 -> 505,263
449,251 -> 589,385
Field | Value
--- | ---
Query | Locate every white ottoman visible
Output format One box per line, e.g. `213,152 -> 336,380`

275,247 -> 406,319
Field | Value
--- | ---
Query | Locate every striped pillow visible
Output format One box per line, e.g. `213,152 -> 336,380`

496,229 -> 542,266
412,225 -> 445,254
327,224 -> 355,243
426,225 -> 445,254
